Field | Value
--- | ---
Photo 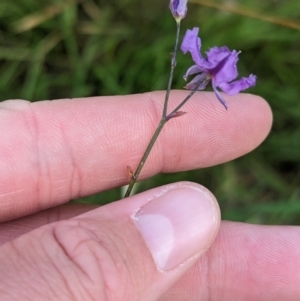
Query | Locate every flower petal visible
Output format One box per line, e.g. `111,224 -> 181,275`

208,49 -> 240,85
185,73 -> 210,90
218,74 -> 257,95
181,27 -> 206,67
183,64 -> 203,80
206,46 -> 232,66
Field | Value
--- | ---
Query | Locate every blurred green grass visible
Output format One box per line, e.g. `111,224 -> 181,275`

1,0 -> 299,224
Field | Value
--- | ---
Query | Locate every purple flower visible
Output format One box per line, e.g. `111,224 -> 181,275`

169,0 -> 188,21
181,27 -> 256,109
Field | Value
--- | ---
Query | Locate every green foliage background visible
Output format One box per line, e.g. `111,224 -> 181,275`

1,0 -> 299,224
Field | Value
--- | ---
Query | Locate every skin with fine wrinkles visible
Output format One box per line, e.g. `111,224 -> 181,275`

2,92 -> 299,301
0,91 -> 270,221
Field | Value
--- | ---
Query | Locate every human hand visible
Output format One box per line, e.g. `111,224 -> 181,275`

0,91 -> 297,300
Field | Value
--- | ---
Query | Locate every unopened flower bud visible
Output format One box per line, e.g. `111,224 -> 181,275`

169,0 -> 188,22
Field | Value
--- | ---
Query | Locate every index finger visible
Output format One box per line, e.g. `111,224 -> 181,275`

0,91 -> 272,221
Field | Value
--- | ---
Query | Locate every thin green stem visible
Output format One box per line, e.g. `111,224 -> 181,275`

124,22 -> 202,198
166,81 -> 203,118
124,118 -> 167,198
124,21 -> 182,198
162,21 -> 181,118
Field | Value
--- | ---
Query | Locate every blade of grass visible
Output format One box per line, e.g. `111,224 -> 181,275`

12,0 -> 82,33
191,0 -> 300,31
21,32 -> 61,100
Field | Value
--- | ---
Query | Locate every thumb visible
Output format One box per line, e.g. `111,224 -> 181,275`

0,182 -> 220,301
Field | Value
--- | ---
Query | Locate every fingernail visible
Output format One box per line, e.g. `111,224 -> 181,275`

133,184 -> 218,271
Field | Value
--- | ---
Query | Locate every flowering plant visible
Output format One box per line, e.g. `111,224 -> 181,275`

124,0 -> 256,197
182,27 -> 256,109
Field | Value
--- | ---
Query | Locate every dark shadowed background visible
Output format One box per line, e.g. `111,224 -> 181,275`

0,0 -> 299,224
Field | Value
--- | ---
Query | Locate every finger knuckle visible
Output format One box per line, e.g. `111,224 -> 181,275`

53,219 -> 139,301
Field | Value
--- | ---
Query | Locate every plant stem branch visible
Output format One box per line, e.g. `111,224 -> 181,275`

124,81 -> 202,198
162,21 -> 181,118
124,118 -> 167,198
166,81 -> 203,118
124,22 -> 181,198
124,21 -> 202,198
